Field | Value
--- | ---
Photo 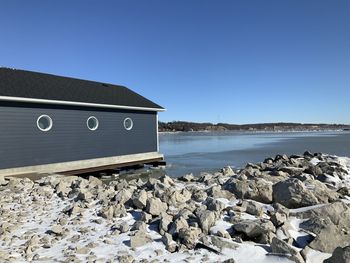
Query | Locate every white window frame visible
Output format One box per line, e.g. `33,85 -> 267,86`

124,117 -> 133,130
87,116 -> 99,131
37,115 -> 53,132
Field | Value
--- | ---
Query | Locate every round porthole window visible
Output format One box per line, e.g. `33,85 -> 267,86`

124,117 -> 133,130
37,115 -> 53,131
87,116 -> 99,131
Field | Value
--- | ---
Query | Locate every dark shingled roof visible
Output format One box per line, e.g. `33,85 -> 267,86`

0,68 -> 164,110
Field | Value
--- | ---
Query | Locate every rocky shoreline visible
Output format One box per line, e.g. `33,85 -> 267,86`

1,152 -> 350,262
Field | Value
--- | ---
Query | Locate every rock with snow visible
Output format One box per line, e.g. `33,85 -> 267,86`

270,237 -> 305,263
161,233 -> 177,252
195,209 -> 217,235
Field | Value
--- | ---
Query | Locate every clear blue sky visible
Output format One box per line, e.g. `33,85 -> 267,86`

1,1 -> 349,124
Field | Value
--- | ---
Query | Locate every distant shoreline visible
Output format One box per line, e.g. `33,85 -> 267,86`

158,128 -> 350,134
158,121 -> 350,133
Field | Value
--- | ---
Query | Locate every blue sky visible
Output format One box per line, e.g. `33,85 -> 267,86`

1,1 -> 349,124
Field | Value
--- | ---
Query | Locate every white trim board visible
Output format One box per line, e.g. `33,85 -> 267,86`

0,96 -> 165,112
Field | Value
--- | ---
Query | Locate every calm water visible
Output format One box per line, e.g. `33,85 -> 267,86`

159,131 -> 350,177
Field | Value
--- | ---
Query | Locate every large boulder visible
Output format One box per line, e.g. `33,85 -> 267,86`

303,179 -> 339,203
272,178 -> 318,208
223,178 -> 273,203
297,202 -> 350,253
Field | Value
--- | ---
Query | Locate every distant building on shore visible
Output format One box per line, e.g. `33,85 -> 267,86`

0,68 -> 164,176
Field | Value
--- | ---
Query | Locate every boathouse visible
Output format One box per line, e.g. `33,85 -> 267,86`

0,68 -> 164,176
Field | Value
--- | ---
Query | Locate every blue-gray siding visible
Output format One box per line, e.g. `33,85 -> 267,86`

0,102 -> 158,169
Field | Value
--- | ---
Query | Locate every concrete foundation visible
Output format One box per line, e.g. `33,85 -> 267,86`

0,152 -> 164,177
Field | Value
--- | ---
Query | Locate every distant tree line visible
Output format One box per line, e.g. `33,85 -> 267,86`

158,121 -> 350,132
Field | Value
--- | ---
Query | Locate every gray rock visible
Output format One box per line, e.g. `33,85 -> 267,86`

166,189 -> 192,206
216,229 -> 231,239
324,246 -> 350,263
56,181 -> 72,197
279,166 -> 304,176
159,213 -> 173,234
88,176 -> 103,188
132,190 -> 148,209
129,230 -> 152,248
296,202 -> 350,253
118,222 -> 130,233
179,173 -> 196,182
113,204 -> 127,218
159,175 -> 175,187
76,246 -> 90,254
270,237 -> 305,263
130,221 -> 147,232
76,189 -> 94,202
205,197 -> 225,213
114,189 -> 133,205
51,225 -> 63,235
210,236 -> 238,251
140,211 -> 152,223
99,206 -> 114,220
233,219 -> 275,244
178,227 -> 201,249
224,178 -> 273,203
146,197 -> 168,216
196,210 -> 217,234
162,233 -> 177,252
273,178 -> 318,208
118,255 -> 135,263
270,211 -> 287,227
222,166 -> 235,176
304,179 -> 339,204
192,189 -> 208,202
169,216 -> 189,236
206,185 -> 235,200
242,200 -> 264,217
7,177 -> 34,191
199,235 -> 238,253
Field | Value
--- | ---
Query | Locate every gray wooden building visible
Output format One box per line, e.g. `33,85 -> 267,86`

0,68 -> 164,176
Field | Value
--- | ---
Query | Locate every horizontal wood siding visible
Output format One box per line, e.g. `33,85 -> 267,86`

0,102 -> 158,169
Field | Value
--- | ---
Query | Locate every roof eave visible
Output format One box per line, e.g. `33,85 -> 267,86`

0,96 -> 166,112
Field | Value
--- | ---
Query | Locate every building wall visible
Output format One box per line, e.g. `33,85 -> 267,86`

0,102 -> 158,169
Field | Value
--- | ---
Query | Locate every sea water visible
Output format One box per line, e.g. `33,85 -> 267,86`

159,131 -> 350,177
